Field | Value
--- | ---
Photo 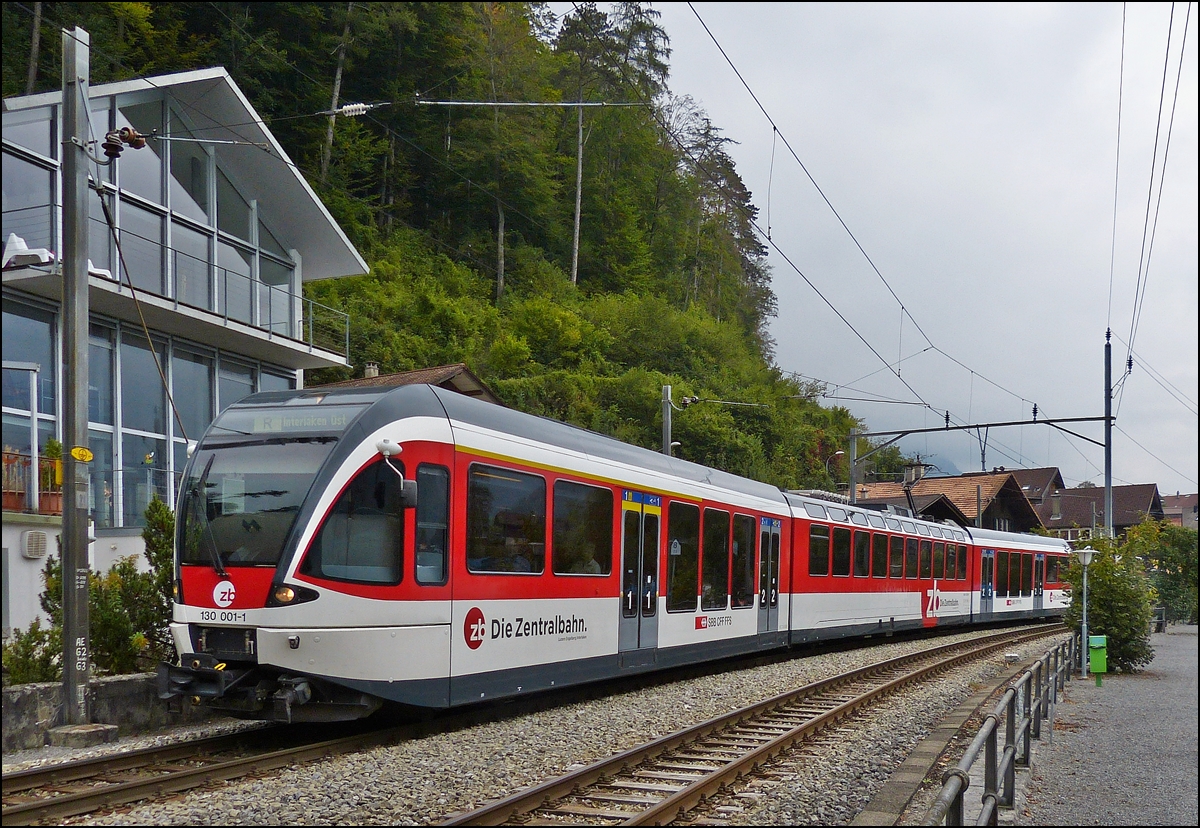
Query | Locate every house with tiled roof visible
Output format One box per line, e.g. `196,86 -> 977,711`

1162,492 -> 1198,530
1044,483 -> 1166,541
856,471 -> 1042,533
317,362 -> 503,406
1010,467 -> 1066,520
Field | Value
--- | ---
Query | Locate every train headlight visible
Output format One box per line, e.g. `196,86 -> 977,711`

266,582 -> 319,607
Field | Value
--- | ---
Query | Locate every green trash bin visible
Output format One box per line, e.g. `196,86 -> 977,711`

1088,635 -> 1108,674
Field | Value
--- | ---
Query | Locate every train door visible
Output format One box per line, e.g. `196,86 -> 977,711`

757,518 -> 781,633
1033,554 -> 1044,612
980,549 -> 995,616
619,491 -> 660,654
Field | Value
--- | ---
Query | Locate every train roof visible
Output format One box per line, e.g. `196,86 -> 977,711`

220,383 -> 790,507
960,525 -> 1073,552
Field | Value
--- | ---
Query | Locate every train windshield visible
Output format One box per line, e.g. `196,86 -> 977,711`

179,399 -> 369,570
179,438 -> 338,569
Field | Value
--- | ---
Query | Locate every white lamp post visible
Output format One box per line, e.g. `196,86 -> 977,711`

1077,546 -> 1095,677
825,450 -> 844,478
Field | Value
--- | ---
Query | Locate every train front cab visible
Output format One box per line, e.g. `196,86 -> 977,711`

160,386 -> 461,721
967,527 -> 1072,623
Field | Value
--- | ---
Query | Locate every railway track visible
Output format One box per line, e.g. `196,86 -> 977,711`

1,623 -> 1059,825
441,624 -> 1064,826
0,716 -> 437,825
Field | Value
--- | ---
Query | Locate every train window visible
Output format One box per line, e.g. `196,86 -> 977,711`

901,521 -> 916,533
415,465 -> 449,585
731,514 -> 756,608
701,509 -> 731,610
853,530 -> 870,577
958,544 -> 968,579
827,507 -> 847,522
933,542 -> 945,579
1046,554 -> 1059,583
919,540 -> 932,579
1020,552 -> 1033,596
886,518 -> 902,531
832,527 -> 852,576
466,464 -> 546,574
804,503 -> 827,520
809,525 -> 830,576
850,512 -> 868,527
905,537 -> 919,578
945,543 -> 957,580
552,480 -> 613,576
304,458 -> 403,585
996,551 -> 1010,596
666,502 -> 700,611
868,514 -> 885,529
917,525 -> 931,537
871,533 -> 888,577
889,536 -> 904,578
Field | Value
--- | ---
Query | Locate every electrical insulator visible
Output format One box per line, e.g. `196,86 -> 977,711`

944,411 -> 950,428
1032,404 -> 1038,422
117,126 -> 147,149
339,103 -> 370,117
102,131 -> 124,158
1126,357 -> 1133,374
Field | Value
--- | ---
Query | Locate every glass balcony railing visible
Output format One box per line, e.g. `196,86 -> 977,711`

2,201 -> 350,361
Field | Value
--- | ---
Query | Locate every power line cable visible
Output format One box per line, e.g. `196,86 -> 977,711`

1116,424 -> 1198,486
1122,2 -> 1177,394
1124,1 -> 1191,379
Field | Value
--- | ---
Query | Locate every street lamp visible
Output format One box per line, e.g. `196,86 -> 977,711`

825,450 -> 844,478
1077,546 -> 1095,678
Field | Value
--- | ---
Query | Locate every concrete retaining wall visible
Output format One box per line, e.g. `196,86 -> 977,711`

3,674 -> 218,752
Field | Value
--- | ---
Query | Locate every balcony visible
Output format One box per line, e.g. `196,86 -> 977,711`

3,202 -> 351,371
2,450 -> 63,516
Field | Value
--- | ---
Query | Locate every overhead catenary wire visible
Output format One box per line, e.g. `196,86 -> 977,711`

1119,1 -> 1184,414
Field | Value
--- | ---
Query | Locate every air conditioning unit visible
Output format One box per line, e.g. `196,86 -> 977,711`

22,530 -> 49,559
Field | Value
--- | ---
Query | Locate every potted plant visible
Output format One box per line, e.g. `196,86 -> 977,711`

39,438 -> 63,514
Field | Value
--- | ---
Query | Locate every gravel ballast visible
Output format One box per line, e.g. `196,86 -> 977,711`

3,627 -> 1059,826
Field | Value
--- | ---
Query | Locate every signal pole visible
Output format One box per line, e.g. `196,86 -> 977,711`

61,25 -> 92,725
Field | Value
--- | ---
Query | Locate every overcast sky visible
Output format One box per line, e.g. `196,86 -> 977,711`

554,2 -> 1198,496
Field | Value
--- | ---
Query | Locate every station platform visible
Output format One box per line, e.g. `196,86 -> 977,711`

1014,624 -> 1197,826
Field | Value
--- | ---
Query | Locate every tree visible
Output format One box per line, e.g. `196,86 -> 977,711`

1061,534 -> 1156,673
1124,518 -> 1198,624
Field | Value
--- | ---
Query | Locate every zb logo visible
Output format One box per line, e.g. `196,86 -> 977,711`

464,607 -> 486,650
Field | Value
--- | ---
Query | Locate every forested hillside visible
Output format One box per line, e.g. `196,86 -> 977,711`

3,1 -> 907,490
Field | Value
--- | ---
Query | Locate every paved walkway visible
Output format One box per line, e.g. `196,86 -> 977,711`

1015,625 -> 1198,826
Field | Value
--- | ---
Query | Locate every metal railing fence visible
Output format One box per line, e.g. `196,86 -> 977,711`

924,634 -> 1077,826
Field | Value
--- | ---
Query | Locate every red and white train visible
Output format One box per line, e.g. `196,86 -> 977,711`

159,384 -> 1072,722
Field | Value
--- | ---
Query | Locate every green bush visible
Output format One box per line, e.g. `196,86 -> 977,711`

1,618 -> 61,684
2,495 -> 176,684
1061,533 -> 1156,673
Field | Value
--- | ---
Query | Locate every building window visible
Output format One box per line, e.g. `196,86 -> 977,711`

116,100 -> 163,203
1,150 -> 55,252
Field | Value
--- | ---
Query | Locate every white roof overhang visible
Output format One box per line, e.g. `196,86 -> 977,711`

5,67 -> 368,282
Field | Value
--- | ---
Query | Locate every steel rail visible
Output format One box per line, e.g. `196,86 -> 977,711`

442,625 -> 1065,826
2,726 -> 276,795
2,716 -> 446,825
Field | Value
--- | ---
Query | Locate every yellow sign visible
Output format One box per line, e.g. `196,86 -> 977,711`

70,446 -> 93,463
